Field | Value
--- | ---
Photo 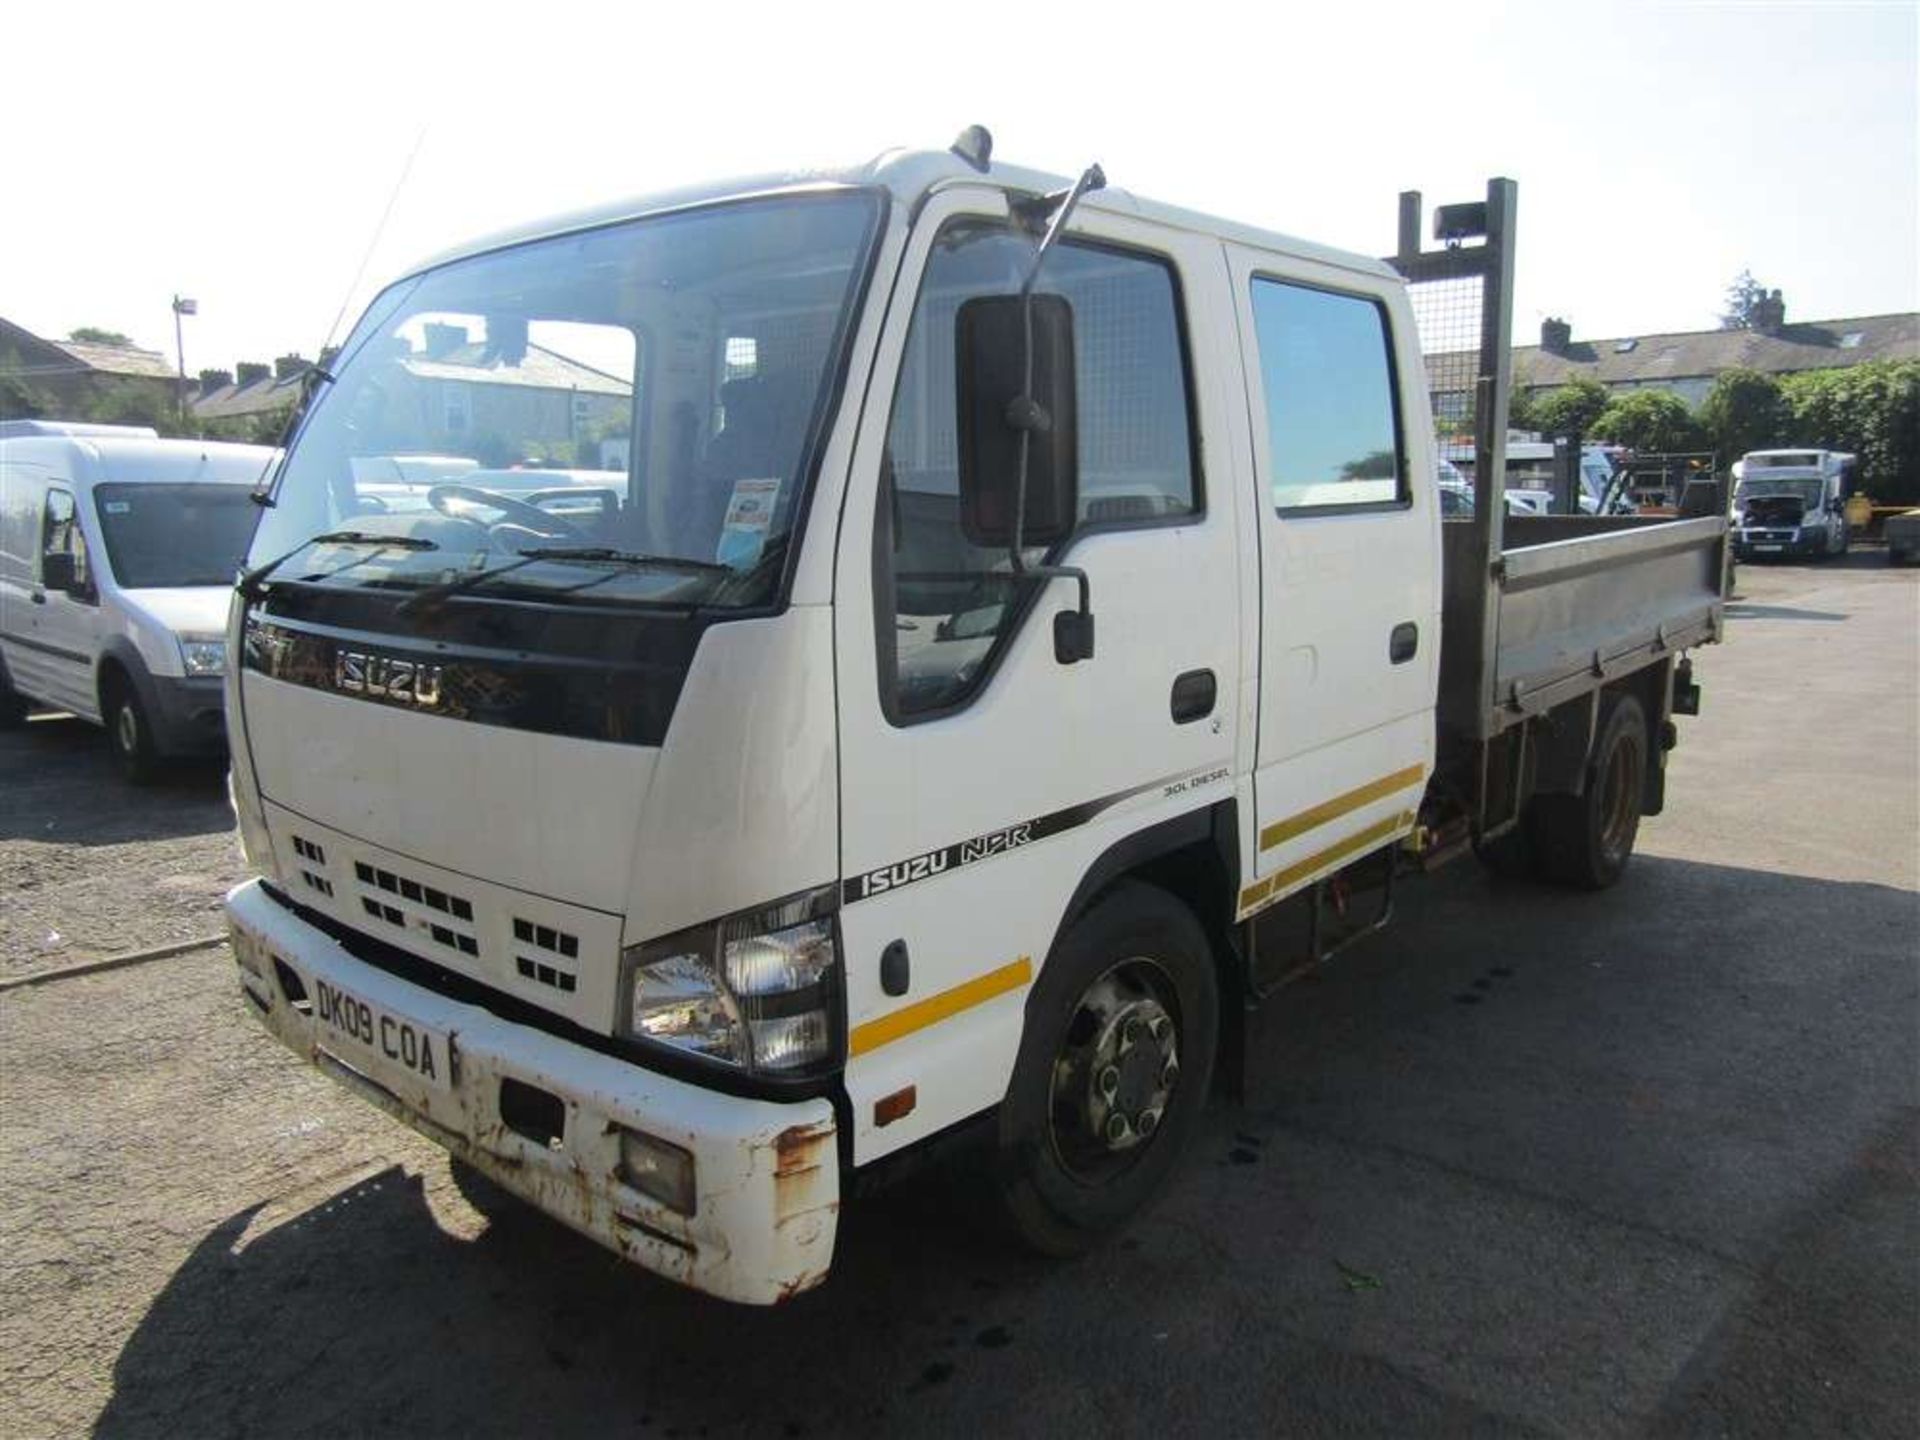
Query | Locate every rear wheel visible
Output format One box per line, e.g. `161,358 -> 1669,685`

994,882 -> 1218,1256
104,677 -> 160,784
1529,694 -> 1648,890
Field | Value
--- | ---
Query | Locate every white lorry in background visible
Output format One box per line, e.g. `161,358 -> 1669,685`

1730,449 -> 1855,560
219,143 -> 1724,1303
0,422 -> 271,778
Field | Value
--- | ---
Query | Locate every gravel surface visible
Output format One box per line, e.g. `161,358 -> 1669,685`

0,557 -> 1913,1438
0,719 -> 242,978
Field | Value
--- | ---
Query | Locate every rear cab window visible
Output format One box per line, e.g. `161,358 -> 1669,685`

1249,278 -> 1406,514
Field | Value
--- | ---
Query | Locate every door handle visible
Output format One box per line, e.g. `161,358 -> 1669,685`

1389,622 -> 1418,664
1170,669 -> 1216,724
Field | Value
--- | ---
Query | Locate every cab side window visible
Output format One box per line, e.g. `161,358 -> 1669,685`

40,489 -> 90,588
879,222 -> 1199,720
1250,279 -> 1405,512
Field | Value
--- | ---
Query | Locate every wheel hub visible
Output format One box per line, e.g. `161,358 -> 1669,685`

1053,977 -> 1180,1160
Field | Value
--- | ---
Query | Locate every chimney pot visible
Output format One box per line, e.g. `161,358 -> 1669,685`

1540,317 -> 1572,355
274,353 -> 310,381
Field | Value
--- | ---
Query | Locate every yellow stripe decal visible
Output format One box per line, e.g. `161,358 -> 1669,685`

849,956 -> 1033,1058
1258,764 -> 1426,853
1239,810 -> 1415,914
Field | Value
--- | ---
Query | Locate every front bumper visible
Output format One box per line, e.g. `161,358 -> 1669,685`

225,878 -> 840,1304
148,674 -> 227,756
1734,529 -> 1819,558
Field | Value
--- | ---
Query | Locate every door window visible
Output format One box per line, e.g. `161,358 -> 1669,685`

40,489 -> 91,589
1250,279 -> 1405,512
878,222 -> 1199,720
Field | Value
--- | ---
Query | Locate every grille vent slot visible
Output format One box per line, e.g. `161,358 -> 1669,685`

513,918 -> 578,993
291,835 -> 333,897
352,861 -> 479,958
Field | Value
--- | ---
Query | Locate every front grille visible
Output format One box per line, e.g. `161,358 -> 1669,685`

353,861 -> 479,958
513,917 -> 579,993
291,835 -> 334,898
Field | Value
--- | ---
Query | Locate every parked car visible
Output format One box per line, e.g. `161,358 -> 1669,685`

0,421 -> 272,778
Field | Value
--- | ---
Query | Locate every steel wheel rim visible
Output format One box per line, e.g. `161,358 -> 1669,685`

1046,957 -> 1182,1184
1597,731 -> 1641,866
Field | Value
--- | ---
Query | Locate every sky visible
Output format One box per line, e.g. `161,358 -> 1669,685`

4,0 -> 1914,377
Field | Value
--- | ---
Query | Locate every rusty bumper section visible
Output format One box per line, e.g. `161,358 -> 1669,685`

225,878 -> 840,1305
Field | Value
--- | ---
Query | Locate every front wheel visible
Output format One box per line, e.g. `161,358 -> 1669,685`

994,882 -> 1218,1256
106,682 -> 160,784
1529,694 -> 1648,890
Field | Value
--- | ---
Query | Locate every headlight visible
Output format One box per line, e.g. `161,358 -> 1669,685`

620,887 -> 840,1076
179,635 -> 227,677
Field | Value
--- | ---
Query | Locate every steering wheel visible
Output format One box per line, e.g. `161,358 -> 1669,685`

427,482 -> 570,537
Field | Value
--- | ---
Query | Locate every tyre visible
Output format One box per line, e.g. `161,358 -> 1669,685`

1473,823 -> 1535,879
104,678 -> 160,784
1528,694 -> 1648,891
0,662 -> 26,729
994,881 -> 1218,1256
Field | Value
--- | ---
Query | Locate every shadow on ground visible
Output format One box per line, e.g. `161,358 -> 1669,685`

93,855 -> 1919,1438
1,715 -> 230,845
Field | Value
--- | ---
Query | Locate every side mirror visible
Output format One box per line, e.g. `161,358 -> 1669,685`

955,293 -> 1078,549
41,552 -> 76,593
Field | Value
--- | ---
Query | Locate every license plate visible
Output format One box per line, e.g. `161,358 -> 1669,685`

311,975 -> 452,1093
1755,545 -> 1782,553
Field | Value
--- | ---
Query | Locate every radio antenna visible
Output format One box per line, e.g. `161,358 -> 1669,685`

249,126 -> 429,506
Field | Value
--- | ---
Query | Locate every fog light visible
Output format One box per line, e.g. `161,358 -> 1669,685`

618,1128 -> 696,1216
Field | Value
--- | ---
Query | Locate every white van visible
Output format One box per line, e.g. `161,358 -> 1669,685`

0,422 -> 272,778
1731,449 -> 1855,560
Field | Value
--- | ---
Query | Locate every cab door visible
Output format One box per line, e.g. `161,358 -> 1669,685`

831,191 -> 1245,1165
31,487 -> 102,718
1224,247 -> 1439,916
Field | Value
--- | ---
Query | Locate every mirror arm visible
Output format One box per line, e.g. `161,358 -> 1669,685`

1003,163 -> 1106,668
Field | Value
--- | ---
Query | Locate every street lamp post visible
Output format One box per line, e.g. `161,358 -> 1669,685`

171,295 -> 197,431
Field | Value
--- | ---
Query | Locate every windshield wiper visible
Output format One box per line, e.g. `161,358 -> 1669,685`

395,553 -> 547,615
519,547 -> 733,576
237,530 -> 438,601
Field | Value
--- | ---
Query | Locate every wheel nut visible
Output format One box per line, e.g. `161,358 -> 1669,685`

1105,1113 -> 1131,1144
1121,1016 -> 1142,1046
1137,1108 -> 1160,1137
1150,1015 -> 1172,1043
1161,1059 -> 1180,1088
1098,1065 -> 1120,1097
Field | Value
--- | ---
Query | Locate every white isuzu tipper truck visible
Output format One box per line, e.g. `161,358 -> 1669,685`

222,135 -> 1725,1303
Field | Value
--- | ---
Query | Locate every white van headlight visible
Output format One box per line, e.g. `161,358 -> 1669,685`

619,887 -> 840,1076
179,635 -> 227,677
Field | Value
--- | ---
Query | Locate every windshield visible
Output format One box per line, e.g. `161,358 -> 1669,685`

249,192 -> 880,610
1738,479 -> 1823,507
93,484 -> 262,588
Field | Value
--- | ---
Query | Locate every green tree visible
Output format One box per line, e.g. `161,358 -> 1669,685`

1781,359 -> 1920,503
1590,389 -> 1704,452
1529,378 -> 1611,438
1719,270 -> 1769,331
66,326 -> 134,346
1341,449 -> 1397,480
1699,367 -> 1789,463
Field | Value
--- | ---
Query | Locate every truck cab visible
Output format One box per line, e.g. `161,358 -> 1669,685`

222,146 -> 1719,1303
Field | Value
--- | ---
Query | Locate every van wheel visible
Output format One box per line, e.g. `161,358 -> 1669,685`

105,680 -> 160,784
0,665 -> 26,729
994,881 -> 1217,1256
1529,694 -> 1647,890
